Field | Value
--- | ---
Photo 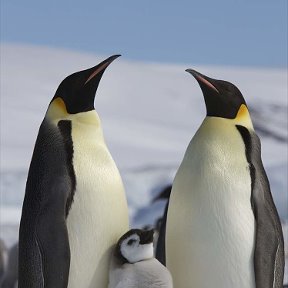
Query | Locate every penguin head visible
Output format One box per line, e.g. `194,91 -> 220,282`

46,55 -> 120,120
115,229 -> 154,264
186,69 -> 253,128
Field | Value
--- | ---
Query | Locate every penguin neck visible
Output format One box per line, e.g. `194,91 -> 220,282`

191,115 -> 252,150
200,104 -> 254,134
46,98 -> 101,126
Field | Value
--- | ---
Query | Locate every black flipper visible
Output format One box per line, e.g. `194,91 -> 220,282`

236,125 -> 285,288
19,119 -> 72,288
155,201 -> 169,266
155,185 -> 172,266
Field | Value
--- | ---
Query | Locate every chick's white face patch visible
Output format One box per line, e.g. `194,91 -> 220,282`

120,234 -> 153,264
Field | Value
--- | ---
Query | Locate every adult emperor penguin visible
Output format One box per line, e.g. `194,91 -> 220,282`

165,70 -> 284,288
109,229 -> 173,288
19,56 -> 129,288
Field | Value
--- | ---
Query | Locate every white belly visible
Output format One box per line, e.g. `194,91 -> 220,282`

66,125 -> 129,288
166,118 -> 256,288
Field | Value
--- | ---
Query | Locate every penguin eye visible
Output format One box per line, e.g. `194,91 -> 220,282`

127,239 -> 136,246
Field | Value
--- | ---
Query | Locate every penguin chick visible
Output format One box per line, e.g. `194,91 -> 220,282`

109,229 -> 173,288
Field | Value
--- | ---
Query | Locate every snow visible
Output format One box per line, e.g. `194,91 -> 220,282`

0,43 -> 287,283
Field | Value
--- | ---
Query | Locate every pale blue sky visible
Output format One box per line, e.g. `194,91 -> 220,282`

1,1 -> 287,67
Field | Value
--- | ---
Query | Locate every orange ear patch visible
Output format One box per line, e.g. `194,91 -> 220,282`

46,97 -> 69,121
52,97 -> 68,113
235,104 -> 249,119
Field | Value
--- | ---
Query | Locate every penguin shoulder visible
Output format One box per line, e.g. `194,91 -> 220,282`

46,98 -> 101,127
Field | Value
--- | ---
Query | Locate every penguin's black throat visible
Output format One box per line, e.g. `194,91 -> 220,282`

186,69 -> 246,119
52,55 -> 120,114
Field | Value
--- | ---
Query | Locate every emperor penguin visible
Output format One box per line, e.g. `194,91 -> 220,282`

109,229 -> 173,288
19,55 -> 129,288
165,70 -> 284,288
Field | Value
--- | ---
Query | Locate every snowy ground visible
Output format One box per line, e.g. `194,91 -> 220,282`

0,44 -> 287,283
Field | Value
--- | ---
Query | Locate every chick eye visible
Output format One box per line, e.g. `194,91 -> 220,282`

127,239 -> 136,246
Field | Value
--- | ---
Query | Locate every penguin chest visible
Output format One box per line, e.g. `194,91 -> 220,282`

66,128 -> 129,288
109,259 -> 173,288
167,121 -> 256,288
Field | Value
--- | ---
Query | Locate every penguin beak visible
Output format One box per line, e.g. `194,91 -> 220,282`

140,229 -> 154,245
185,69 -> 219,94
85,54 -> 121,85
186,68 -> 221,117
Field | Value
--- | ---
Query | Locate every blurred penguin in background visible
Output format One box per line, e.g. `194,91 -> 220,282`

153,185 -> 172,266
0,242 -> 18,288
0,239 -> 7,282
